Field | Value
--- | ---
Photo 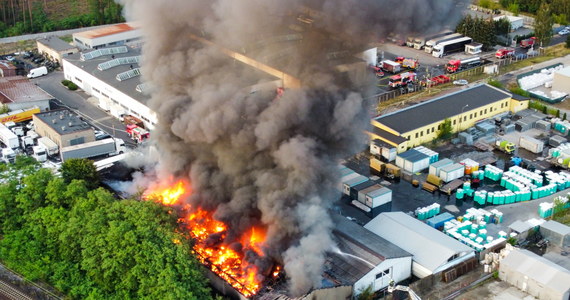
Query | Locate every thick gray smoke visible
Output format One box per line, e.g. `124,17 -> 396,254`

118,0 -> 468,296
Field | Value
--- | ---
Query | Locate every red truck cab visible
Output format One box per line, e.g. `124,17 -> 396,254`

495,48 -> 514,59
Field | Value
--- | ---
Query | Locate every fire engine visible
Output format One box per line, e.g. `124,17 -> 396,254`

445,57 -> 481,73
369,64 -> 384,77
388,72 -> 416,89
394,57 -> 419,70
520,37 -> 536,49
495,48 -> 515,59
126,124 -> 150,144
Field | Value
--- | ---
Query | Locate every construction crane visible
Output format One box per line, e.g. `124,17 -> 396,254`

388,280 -> 422,300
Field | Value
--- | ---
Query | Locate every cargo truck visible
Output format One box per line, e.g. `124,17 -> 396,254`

413,31 -> 453,50
60,138 -> 126,161
495,48 -> 515,59
432,36 -> 473,58
0,123 -> 19,149
37,137 -> 59,156
1,147 -> 16,163
424,33 -> 463,54
519,136 -> 544,154
520,37 -> 536,49
495,140 -> 516,155
32,145 -> 47,162
380,60 -> 401,74
445,57 -> 481,73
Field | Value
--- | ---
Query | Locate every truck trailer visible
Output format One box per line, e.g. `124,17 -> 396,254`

0,123 -> 19,149
60,138 -> 126,161
413,30 -> 453,50
432,36 -> 473,58
37,137 -> 59,156
445,57 -> 482,73
424,33 -> 463,54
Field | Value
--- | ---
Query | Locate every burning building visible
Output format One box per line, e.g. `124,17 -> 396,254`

118,0 -> 469,297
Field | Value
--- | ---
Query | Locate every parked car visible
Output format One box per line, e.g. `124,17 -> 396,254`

453,79 -> 469,86
22,51 -> 33,59
559,29 -> 570,35
32,57 -> 44,64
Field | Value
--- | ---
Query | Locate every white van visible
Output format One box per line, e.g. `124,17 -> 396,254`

27,66 -> 48,79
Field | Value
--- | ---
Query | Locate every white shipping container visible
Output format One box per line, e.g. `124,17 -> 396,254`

343,175 -> 368,195
404,155 -> 430,173
381,147 -> 397,162
440,163 -> 465,182
338,171 -> 358,191
429,158 -> 454,176
519,136 -> 544,154
358,184 -> 383,204
370,142 -> 381,156
395,155 -> 405,169
365,187 -> 392,208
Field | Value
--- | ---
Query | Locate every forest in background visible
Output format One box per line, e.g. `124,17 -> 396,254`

0,0 -> 124,37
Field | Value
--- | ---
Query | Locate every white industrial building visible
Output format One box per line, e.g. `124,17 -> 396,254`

493,15 -> 524,31
499,248 -> 570,300
72,23 -> 142,50
62,46 -> 157,129
365,212 -> 475,278
324,213 -> 413,298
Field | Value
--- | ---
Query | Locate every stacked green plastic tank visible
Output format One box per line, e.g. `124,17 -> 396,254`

414,146 -> 439,164
463,181 -> 474,197
472,170 -> 485,181
553,120 -> 570,135
474,190 -> 487,205
442,207 -> 507,252
484,165 -> 503,181
456,188 -> 465,199
415,203 -> 441,220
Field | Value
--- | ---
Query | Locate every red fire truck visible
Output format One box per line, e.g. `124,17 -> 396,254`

388,72 -> 416,88
126,124 -> 150,144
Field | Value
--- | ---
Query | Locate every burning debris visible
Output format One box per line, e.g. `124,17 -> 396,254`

118,0 -> 468,297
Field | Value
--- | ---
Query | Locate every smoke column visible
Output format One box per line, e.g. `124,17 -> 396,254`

118,0 -> 468,295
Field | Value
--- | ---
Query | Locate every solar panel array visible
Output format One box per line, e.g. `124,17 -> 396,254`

116,68 -> 141,81
97,56 -> 141,71
81,46 -> 129,61
136,83 -> 151,93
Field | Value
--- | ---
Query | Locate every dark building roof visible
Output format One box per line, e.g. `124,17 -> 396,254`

374,84 -> 512,134
0,76 -> 53,103
323,213 -> 411,287
38,37 -> 77,52
370,126 -> 407,145
510,92 -> 530,101
34,109 -> 92,135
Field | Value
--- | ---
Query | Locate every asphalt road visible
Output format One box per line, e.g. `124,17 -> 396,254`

32,71 -> 137,148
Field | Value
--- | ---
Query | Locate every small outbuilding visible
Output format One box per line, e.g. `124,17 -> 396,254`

539,220 -> 570,248
36,36 -> 79,64
465,43 -> 482,55
499,248 -> 570,300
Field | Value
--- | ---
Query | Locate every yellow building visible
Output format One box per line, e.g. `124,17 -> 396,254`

371,84 -> 529,152
36,37 -> 79,64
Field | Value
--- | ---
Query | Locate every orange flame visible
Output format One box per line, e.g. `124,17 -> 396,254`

143,179 -> 189,205
144,180 -> 273,297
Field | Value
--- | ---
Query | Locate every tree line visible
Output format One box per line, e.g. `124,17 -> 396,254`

0,0 -> 124,37
455,14 -> 511,50
0,157 -> 212,299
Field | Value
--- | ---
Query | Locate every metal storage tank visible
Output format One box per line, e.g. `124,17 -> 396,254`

429,158 -> 454,176
439,163 -> 465,182
342,175 -> 368,196
350,180 -> 376,201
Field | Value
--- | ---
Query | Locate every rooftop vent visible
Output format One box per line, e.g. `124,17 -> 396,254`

61,126 -> 66,131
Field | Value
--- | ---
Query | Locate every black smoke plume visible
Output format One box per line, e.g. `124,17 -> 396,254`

118,0 -> 467,295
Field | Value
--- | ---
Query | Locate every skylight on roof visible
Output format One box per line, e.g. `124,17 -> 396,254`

97,56 -> 141,71
81,46 -> 129,61
116,68 -> 141,81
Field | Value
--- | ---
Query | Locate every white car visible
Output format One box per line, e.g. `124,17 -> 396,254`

453,79 -> 469,86
559,29 -> 570,36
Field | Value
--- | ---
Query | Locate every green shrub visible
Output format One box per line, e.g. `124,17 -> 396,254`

487,79 -> 504,89
509,87 -> 530,97
67,82 -> 78,90
61,79 -> 71,86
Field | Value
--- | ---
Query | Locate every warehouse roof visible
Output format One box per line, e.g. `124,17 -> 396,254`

324,213 -> 411,286
365,212 -> 473,272
37,36 -> 76,52
370,127 -> 407,145
74,23 -> 138,39
34,109 -> 92,136
374,84 -> 512,134
0,76 -> 53,103
501,248 -> 570,294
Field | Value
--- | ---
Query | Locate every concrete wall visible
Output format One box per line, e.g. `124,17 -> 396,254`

7,100 -> 49,112
305,286 -> 353,300
354,256 -> 412,295
62,59 -> 157,130
540,225 -> 570,248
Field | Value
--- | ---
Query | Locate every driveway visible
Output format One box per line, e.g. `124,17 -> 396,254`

32,71 -> 136,147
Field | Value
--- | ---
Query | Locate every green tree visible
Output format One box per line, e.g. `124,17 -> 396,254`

534,2 -> 555,47
0,104 -> 9,114
564,112 -> 567,121
508,3 -> 520,15
566,36 -> 570,49
60,158 -> 100,190
356,284 -> 374,300
437,119 -> 453,140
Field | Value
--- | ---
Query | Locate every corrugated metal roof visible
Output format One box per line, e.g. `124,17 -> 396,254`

0,76 -> 53,103
541,220 -> 570,235
325,213 -> 412,285
364,212 -> 473,272
74,23 -> 137,39
374,84 -> 512,134
501,248 -> 570,294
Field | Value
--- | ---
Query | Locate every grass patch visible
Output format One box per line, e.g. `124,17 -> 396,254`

553,210 -> 570,226
60,35 -> 73,43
